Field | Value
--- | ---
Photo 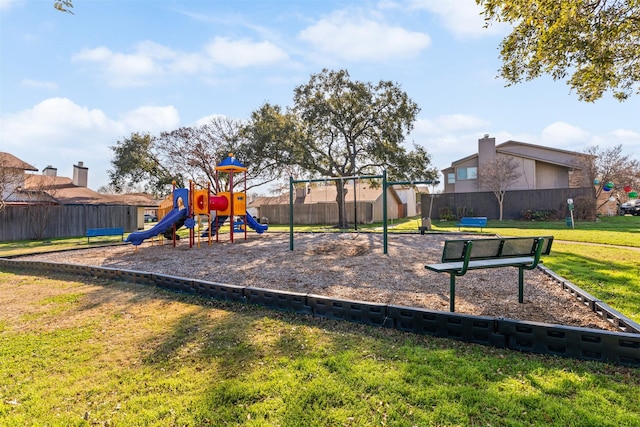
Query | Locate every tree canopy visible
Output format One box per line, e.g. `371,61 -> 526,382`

107,69 -> 437,227
246,69 -> 438,227
108,132 -> 180,197
289,69 -> 432,181
477,0 -> 640,101
108,116 -> 291,197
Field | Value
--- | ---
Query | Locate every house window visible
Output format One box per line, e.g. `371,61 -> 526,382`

447,173 -> 455,184
456,167 -> 477,180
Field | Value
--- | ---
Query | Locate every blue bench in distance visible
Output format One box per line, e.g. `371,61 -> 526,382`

86,227 -> 124,243
425,236 -> 554,312
456,216 -> 487,231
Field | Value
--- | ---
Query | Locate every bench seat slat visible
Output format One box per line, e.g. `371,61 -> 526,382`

426,256 -> 536,273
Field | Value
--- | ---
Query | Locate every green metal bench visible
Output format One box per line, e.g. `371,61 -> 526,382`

86,227 -> 124,243
425,236 -> 554,312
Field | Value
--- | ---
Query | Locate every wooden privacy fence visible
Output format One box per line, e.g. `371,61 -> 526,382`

422,187 -> 595,221
259,201 -> 375,225
0,204 -> 138,242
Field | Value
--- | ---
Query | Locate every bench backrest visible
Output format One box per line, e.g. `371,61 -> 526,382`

442,236 -> 553,262
86,227 -> 124,237
458,217 -> 487,226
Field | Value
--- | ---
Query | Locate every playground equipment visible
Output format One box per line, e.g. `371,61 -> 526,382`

288,171 -> 438,254
125,154 -> 267,247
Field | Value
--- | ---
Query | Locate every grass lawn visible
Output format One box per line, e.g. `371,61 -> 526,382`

1,215 -> 638,425
1,272 -> 639,426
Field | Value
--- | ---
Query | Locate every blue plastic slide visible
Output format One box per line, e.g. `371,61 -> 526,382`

126,208 -> 187,246
245,214 -> 268,234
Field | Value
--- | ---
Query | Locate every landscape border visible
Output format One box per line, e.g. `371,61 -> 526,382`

1,258 -> 638,367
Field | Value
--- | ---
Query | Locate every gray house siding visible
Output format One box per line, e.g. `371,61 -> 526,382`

443,137 -> 582,195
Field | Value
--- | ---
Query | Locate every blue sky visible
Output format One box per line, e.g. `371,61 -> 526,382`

1,0 -> 639,193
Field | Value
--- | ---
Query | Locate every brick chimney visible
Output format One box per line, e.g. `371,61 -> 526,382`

42,165 -> 57,177
72,161 -> 88,187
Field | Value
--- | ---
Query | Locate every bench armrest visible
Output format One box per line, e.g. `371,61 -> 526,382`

523,237 -> 545,270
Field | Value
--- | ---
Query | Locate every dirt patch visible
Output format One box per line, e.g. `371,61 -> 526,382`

20,232 -> 620,331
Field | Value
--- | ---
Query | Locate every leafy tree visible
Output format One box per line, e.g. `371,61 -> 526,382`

478,156 -> 522,220
108,132 -> 180,197
241,103 -> 308,186
108,116 -> 290,197
575,144 -> 640,209
477,0 -> 640,101
54,0 -> 74,14
247,69 -> 438,227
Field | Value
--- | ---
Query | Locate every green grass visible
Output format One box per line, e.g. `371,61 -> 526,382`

544,242 -> 640,321
0,273 -> 638,426
0,216 -> 639,424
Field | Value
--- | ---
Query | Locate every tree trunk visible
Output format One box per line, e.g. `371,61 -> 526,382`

498,191 -> 505,221
335,183 -> 348,228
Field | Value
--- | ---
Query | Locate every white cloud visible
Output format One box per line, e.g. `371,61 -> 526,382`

409,114 -> 492,171
205,37 -> 289,68
73,44 -> 169,87
72,37 -> 289,87
541,121 -> 591,149
119,105 -> 180,132
409,0 -> 509,38
1,98 -> 114,147
299,10 -> 430,61
0,98 -> 181,189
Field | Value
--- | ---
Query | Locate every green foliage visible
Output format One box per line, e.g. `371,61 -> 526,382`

477,0 -> 640,101
438,206 -> 456,221
456,206 -> 475,219
53,0 -> 74,14
520,209 -> 558,221
108,132 -> 181,196
290,69 -> 433,181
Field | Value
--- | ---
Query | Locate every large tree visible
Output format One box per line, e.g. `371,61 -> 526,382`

293,69 -> 437,226
477,0 -> 640,101
247,69 -> 438,227
108,132 -> 181,197
478,156 -> 523,220
108,116 -> 290,197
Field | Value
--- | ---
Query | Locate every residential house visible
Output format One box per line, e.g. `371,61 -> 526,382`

442,135 -> 588,193
0,153 -> 160,241
0,151 -> 38,202
427,136 -> 595,220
